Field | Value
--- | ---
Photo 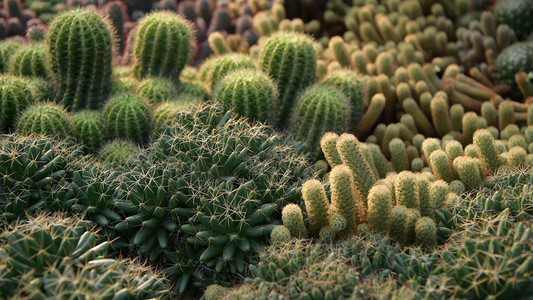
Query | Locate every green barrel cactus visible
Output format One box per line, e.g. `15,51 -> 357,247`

152,101 -> 184,136
367,184 -> 393,234
329,164 -> 358,236
102,94 -> 152,145
213,68 -> 279,125
492,0 -> 533,40
198,53 -> 256,93
290,85 -> 351,159
0,40 -> 22,72
99,139 -> 138,165
321,69 -> 365,128
16,102 -> 74,140
260,31 -> 316,127
47,9 -> 113,111
136,77 -> 178,104
133,11 -> 193,79
281,203 -> 308,238
302,179 -> 330,237
72,110 -> 106,153
0,76 -> 36,132
8,43 -> 49,78
494,43 -> 533,86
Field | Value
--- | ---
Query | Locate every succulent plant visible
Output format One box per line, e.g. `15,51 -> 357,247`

99,139 -> 138,165
290,85 -> 351,159
102,93 -> 152,145
367,184 -> 392,234
198,53 -> 256,93
72,110 -> 106,153
47,9 -> 113,111
8,43 -> 49,78
414,217 -> 436,249
136,76 -> 178,104
0,40 -> 22,72
492,0 -> 533,40
281,203 -> 307,239
321,69 -> 365,128
213,68 -> 279,125
260,32 -> 316,128
0,76 -> 36,133
133,11 -> 193,79
16,102 -> 74,140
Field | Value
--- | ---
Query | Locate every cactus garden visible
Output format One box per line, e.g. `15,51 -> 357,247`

1,0 -> 533,299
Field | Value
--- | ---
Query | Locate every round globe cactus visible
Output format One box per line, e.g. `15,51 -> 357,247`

72,110 -> 107,153
16,102 -> 74,140
0,76 -> 36,133
103,93 -> 152,145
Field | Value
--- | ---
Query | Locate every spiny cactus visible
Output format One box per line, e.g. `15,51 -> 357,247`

302,179 -> 330,237
281,203 -> 307,239
429,150 -> 455,182
8,43 -> 49,78
16,102 -> 74,140
395,171 -> 420,210
430,180 -> 449,210
72,110 -> 106,153
213,68 -> 279,125
452,156 -> 483,190
0,213 -> 169,299
199,53 -> 256,93
102,93 -> 152,145
404,208 -> 421,244
99,139 -> 138,165
152,101 -> 186,136
390,205 -> 408,243
473,128 -> 503,174
133,11 -> 193,79
0,76 -> 36,132
329,165 -> 358,237
260,31 -> 316,127
290,85 -> 351,159
367,184 -> 393,234
389,138 -> 409,172
320,132 -> 342,168
415,217 -> 436,249
321,69 -> 364,128
270,225 -> 293,243
47,9 -> 113,111
136,77 -> 178,104
0,40 -> 21,72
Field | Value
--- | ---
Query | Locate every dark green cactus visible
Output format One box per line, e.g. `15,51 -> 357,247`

99,139 -> 138,165
102,93 -> 152,145
213,68 -> 279,125
0,76 -> 36,133
321,69 -> 365,128
260,31 -> 316,127
72,110 -> 107,153
0,40 -> 22,72
103,1 -> 126,52
16,102 -> 74,140
47,9 -> 113,111
198,53 -> 256,92
136,76 -> 178,104
133,11 -> 193,79
8,43 -> 49,78
290,85 -> 351,159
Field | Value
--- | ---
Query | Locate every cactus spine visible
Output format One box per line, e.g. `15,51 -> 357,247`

47,9 -> 113,111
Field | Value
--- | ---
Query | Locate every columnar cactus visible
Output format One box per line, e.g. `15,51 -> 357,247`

260,32 -> 316,127
16,102 -> 74,140
453,156 -> 482,190
281,204 -> 307,239
390,205 -> 408,243
429,150 -> 455,182
329,165 -> 358,236
367,184 -> 392,234
0,76 -> 36,132
133,11 -> 193,79
394,171 -> 420,210
290,85 -> 351,159
103,94 -> 152,145
72,110 -> 106,153
47,9 -> 113,111
389,138 -> 409,171
320,132 -> 343,168
8,43 -> 49,78
430,180 -> 449,210
302,179 -> 330,237
473,129 -> 503,174
415,217 -> 437,249
415,174 -> 434,218
213,68 -> 280,125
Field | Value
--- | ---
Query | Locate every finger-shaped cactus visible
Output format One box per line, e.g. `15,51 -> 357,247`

353,93 -> 386,138
281,204 -> 308,239
270,225 -> 292,244
430,95 -> 452,137
329,165 -> 358,236
430,180 -> 449,210
320,132 -> 342,168
302,179 -> 330,237
415,217 -> 436,249
429,150 -> 455,182
214,68 -> 279,125
290,85 -> 351,159
17,102 -> 74,140
103,94 -> 152,145
473,128 -> 503,174
367,143 -> 394,178
367,184 -> 392,234
389,138 -> 409,172
0,76 -> 36,133
404,208 -> 421,244
506,146 -> 528,168
453,156 -> 483,190
390,205 -> 408,243
133,11 -> 193,79
260,32 -> 316,127
394,171 -> 420,210
415,174 -> 434,219
47,9 -> 113,111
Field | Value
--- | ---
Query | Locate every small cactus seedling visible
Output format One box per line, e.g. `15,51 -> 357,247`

281,203 -> 308,239
133,11 -> 193,79
302,179 -> 330,237
47,9 -> 113,111
16,102 -> 74,140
